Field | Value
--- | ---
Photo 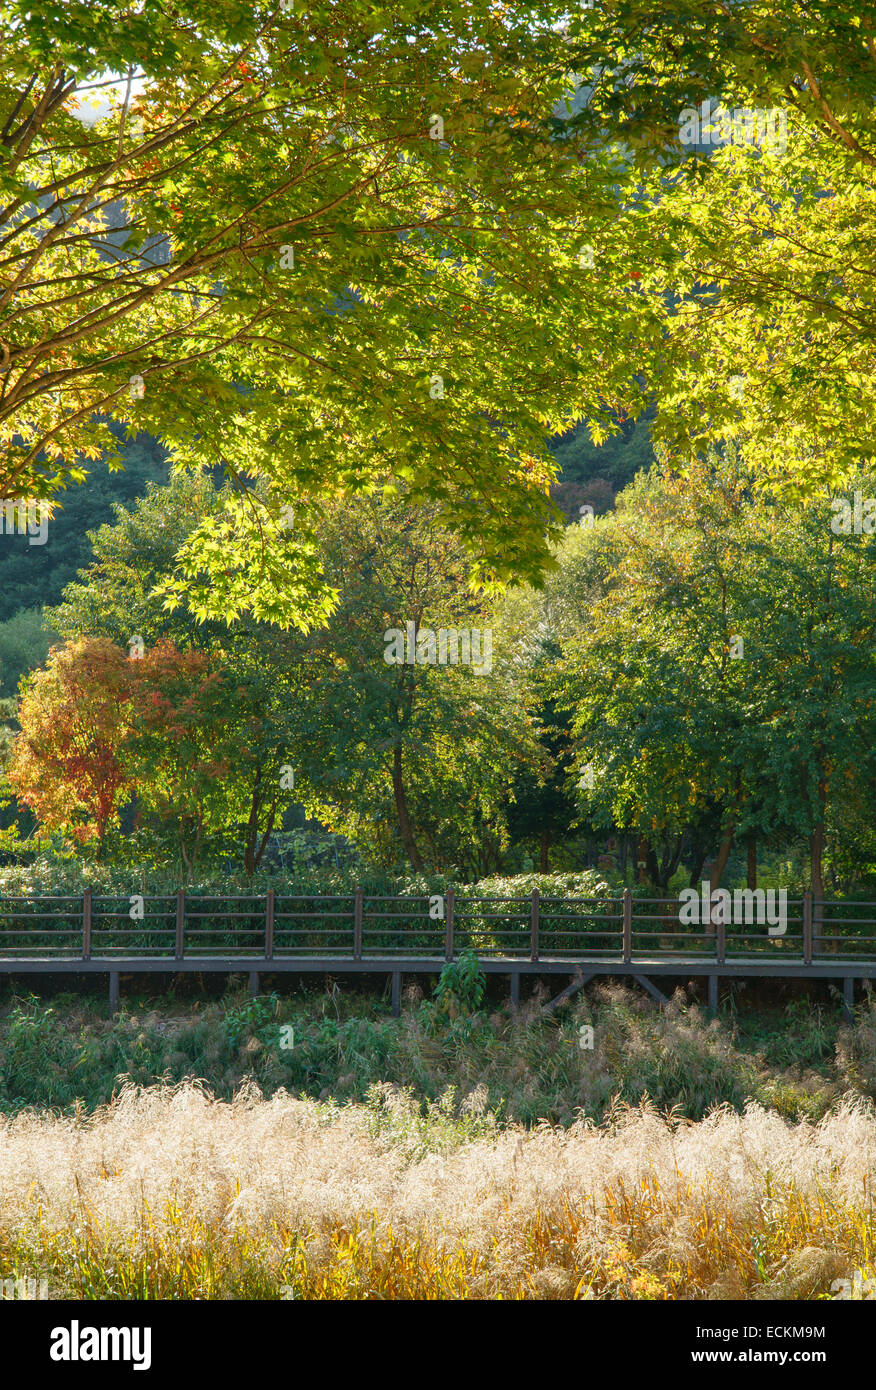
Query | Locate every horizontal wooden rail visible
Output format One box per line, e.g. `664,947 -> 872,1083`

0,893 -> 873,973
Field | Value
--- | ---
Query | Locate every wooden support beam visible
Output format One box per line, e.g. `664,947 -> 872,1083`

708,974 -> 718,1015
544,973 -> 594,1015
265,889 -> 275,961
843,976 -> 854,1023
633,973 -> 668,1007
175,889 -> 185,960
391,970 -> 401,1018
82,888 -> 92,961
353,887 -> 363,961
803,891 -> 813,965
445,888 -> 455,962
249,970 -> 259,999
109,970 -> 119,1017
510,972 -> 520,1008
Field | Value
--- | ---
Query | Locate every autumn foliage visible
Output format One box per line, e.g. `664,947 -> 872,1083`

8,639 -> 244,865
8,639 -> 132,845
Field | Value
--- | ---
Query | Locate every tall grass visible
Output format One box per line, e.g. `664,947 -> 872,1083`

1,1079 -> 874,1299
3,982 -> 873,1122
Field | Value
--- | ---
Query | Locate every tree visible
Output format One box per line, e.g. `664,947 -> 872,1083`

570,2 -> 875,167
47,468 -> 229,650
7,637 -> 132,846
124,640 -> 278,878
46,473 -> 307,874
504,642 -> 578,873
1,0 -> 655,625
545,455 -> 876,903
47,470 -> 543,874
8,627 -> 300,876
637,129 -> 876,492
289,491 -> 540,874
546,471 -> 751,891
565,1 -> 876,493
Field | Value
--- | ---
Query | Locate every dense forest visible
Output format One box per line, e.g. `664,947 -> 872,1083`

0,416 -> 654,872
4,414 -> 874,905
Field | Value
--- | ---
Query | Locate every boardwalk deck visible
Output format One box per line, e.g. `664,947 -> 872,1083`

0,888 -> 872,1016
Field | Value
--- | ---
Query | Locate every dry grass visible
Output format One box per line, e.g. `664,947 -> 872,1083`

1,1079 -> 875,1299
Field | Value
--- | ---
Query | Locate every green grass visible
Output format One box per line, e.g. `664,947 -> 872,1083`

1,977 -> 873,1126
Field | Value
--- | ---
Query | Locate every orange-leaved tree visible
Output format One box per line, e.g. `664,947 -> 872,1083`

125,640 -> 234,878
8,638 -> 133,847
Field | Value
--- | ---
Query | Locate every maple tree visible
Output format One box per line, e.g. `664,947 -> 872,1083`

7,631 -> 298,874
7,637 -> 132,845
566,1 -> 876,491
0,0 -> 657,625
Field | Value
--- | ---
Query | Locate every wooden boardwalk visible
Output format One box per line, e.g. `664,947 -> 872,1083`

0,888 -> 873,1016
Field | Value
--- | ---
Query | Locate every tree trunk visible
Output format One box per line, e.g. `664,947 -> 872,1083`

646,843 -> 661,885
243,769 -> 264,877
392,741 -> 424,871
636,834 -> 650,885
179,822 -> 193,883
747,834 -> 757,890
709,822 -> 735,890
689,844 -> 709,889
660,833 -> 685,889
539,829 -> 550,873
251,799 -> 277,872
810,795 -> 826,949
242,768 -> 279,876
179,815 -> 202,884
244,797 -> 277,875
702,823 -> 735,935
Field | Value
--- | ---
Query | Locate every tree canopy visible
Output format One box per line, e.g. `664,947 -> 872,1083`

1,0 -> 660,625
566,1 -> 876,489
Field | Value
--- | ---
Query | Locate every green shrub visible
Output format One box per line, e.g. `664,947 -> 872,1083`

223,994 -> 281,1051
433,952 -> 485,1019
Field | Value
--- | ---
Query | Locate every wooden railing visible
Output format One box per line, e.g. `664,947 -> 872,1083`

0,889 -> 874,963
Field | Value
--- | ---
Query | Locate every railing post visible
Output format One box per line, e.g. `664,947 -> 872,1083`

530,889 -> 539,963
803,890 -> 813,966
813,891 -> 824,955
622,888 -> 632,964
265,888 -> 275,961
82,887 -> 92,961
175,888 -> 185,960
445,888 -> 454,961
716,907 -> 726,966
353,887 -> 363,961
